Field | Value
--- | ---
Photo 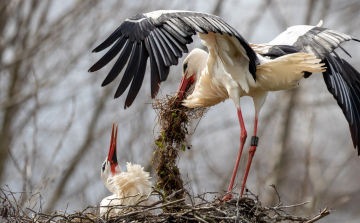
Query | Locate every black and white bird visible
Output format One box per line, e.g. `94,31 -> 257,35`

251,20 -> 360,155
100,123 -> 156,216
89,10 -> 360,198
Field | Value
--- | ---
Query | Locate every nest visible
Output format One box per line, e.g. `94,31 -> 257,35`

1,185 -> 331,222
151,95 -> 208,200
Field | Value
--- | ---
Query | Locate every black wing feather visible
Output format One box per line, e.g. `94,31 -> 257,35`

148,34 -> 170,81
139,19 -> 153,38
171,18 -> 196,36
190,17 -> 210,33
122,22 -> 136,40
217,19 -> 237,36
101,40 -> 133,86
132,24 -> 143,42
157,29 -> 182,57
89,35 -> 126,72
92,25 -> 123,53
338,45 -> 352,58
150,32 -> 171,67
155,30 -> 179,65
203,17 -> 222,33
199,17 -> 217,33
181,17 -> 207,34
261,45 -> 300,59
153,29 -> 178,65
114,42 -> 140,98
145,38 -> 161,98
125,43 -> 149,108
212,19 -> 232,35
160,27 -> 188,53
162,23 -> 193,45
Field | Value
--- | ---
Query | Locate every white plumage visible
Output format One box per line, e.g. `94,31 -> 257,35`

100,163 -> 156,216
256,53 -> 325,91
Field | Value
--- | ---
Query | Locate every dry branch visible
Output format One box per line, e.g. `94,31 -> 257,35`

1,185 -> 331,222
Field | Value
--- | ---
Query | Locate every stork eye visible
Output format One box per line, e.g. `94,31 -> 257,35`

183,63 -> 188,73
102,162 -> 106,172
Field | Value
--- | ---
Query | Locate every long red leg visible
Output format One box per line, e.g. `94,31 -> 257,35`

240,113 -> 259,197
222,107 -> 247,200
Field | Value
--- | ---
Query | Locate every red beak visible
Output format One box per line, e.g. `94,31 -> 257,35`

108,122 -> 119,175
176,74 -> 195,101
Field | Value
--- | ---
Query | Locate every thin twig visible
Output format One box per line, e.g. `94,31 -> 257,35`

305,207 -> 331,223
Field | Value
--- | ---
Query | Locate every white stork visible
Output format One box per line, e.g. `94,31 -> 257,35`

89,10 -> 360,199
100,123 -> 156,216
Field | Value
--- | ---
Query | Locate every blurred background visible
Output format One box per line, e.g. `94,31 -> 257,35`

1,0 -> 360,222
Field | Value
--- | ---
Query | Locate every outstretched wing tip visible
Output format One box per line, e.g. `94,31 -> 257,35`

92,43 -> 107,53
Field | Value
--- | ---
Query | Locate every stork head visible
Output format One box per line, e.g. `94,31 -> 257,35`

176,48 -> 208,101
101,122 -> 121,193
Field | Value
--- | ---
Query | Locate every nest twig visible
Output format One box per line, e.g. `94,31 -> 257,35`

151,95 -> 208,201
0,185 -> 331,222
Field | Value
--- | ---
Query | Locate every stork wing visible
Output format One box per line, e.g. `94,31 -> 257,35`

254,24 -> 360,154
323,54 -> 360,155
89,10 -> 257,108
